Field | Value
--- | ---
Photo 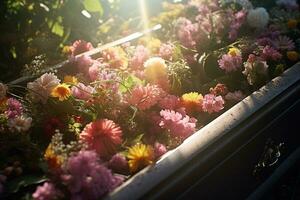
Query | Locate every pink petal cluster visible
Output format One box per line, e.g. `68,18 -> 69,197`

154,142 -> 167,158
130,45 -> 149,70
159,43 -> 174,60
61,150 -> 123,200
202,94 -> 225,114
126,84 -> 163,110
80,119 -> 122,158
274,36 -> 295,50
159,109 -> 197,139
108,153 -> 129,174
158,95 -> 180,110
32,182 -> 60,200
74,55 -> 94,75
5,98 -> 23,119
218,54 -> 242,73
71,83 -> 94,100
175,17 -> 199,48
260,45 -> 282,61
70,40 -> 94,56
229,10 -> 247,40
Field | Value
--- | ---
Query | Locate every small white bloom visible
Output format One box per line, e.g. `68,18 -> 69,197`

0,83 -> 8,99
8,115 -> 32,133
247,7 -> 269,29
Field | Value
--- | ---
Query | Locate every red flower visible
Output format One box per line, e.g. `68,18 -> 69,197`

80,119 -> 122,158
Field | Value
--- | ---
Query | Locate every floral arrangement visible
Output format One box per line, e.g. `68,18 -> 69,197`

1,0 -> 300,199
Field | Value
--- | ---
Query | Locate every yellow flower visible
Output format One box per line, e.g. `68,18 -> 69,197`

181,92 -> 203,113
63,75 -> 78,85
287,51 -> 299,62
139,37 -> 161,54
228,47 -> 241,57
127,143 -> 154,173
144,57 -> 168,83
51,83 -> 71,101
62,45 -> 72,55
44,144 -> 63,170
287,19 -> 298,29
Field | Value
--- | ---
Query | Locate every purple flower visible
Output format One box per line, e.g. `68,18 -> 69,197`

202,94 -> 225,114
5,98 -> 23,119
108,154 -> 129,174
32,182 -> 60,200
260,45 -> 282,61
218,54 -> 242,73
228,10 -> 247,40
159,109 -> 197,139
274,36 -> 295,51
61,150 -> 122,200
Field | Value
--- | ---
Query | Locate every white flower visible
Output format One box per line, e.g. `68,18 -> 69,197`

247,7 -> 269,29
0,83 -> 8,99
27,73 -> 60,103
8,115 -> 32,133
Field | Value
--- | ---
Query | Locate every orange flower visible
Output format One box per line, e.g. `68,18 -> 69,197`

287,19 -> 298,29
181,92 -> 203,114
44,144 -> 63,170
51,84 -> 71,101
127,143 -> 154,173
287,51 -> 299,62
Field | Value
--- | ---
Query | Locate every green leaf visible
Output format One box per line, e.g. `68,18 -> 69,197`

83,0 -> 103,14
119,75 -> 144,93
7,174 -> 48,193
51,21 -> 64,37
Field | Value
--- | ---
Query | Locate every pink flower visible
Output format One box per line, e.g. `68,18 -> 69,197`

108,154 -> 129,174
159,109 -> 197,139
273,35 -> 295,50
88,62 -> 102,81
260,45 -> 282,61
62,150 -> 123,200
202,94 -> 225,114
175,17 -> 199,48
154,142 -> 167,158
32,182 -> 60,200
8,115 -> 32,133
71,83 -> 94,101
5,98 -> 23,118
218,54 -> 242,73
74,55 -> 94,75
70,40 -> 94,56
159,43 -> 174,60
80,119 -> 122,158
228,10 -> 247,40
126,84 -> 163,110
158,95 -> 180,110
130,45 -> 149,70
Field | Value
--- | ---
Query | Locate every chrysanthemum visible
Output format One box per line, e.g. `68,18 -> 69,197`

127,143 -> 154,173
32,182 -> 61,200
126,84 -> 163,111
218,51 -> 243,73
159,109 -> 197,139
61,150 -> 123,199
228,47 -> 241,57
80,119 -> 122,157
181,92 -> 203,114
261,45 -> 282,61
158,95 -> 180,110
130,45 -> 149,70
274,36 -> 295,50
71,83 -> 94,101
27,73 -> 60,103
63,75 -> 78,85
70,40 -> 94,56
8,115 -> 32,133
5,98 -> 23,119
202,94 -> 225,114
51,84 -> 71,101
159,43 -> 174,60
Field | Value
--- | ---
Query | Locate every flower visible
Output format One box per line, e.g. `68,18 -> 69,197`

63,75 -> 78,85
5,98 -> 23,119
287,51 -> 300,61
228,47 -> 241,57
247,8 -> 269,29
0,83 -> 7,100
108,154 -> 129,174
144,57 -> 169,89
209,83 -> 228,96
74,55 -> 94,75
202,94 -> 225,114
159,43 -> 174,60
126,84 -> 163,111
102,47 -> 128,69
274,36 -> 295,50
225,91 -> 246,101
158,95 -> 180,110
8,115 -> 32,132
44,117 -> 64,137
127,143 -> 154,173
159,109 -> 197,139
154,142 -> 167,158
51,84 -> 71,101
260,45 -> 282,61
27,73 -> 60,103
181,92 -> 203,114
174,17 -> 199,48
71,83 -> 94,101
228,10 -> 247,40
218,53 -> 243,73
44,144 -> 64,170
130,45 -> 149,70
32,182 -> 60,200
243,54 -> 269,85
80,119 -> 122,157
70,40 -> 94,56
61,150 -> 122,199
